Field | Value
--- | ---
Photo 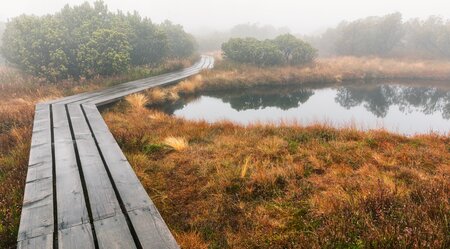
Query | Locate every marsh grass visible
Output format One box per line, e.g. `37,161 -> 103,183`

1,56 -> 450,248
202,56 -> 450,90
163,136 -> 189,151
104,104 -> 450,249
125,93 -> 149,109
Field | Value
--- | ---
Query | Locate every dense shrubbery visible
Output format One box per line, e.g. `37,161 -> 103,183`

310,13 -> 450,58
222,34 -> 317,66
0,1 -> 196,81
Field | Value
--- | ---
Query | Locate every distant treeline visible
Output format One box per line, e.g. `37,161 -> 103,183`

308,13 -> 450,58
0,22 -> 5,63
0,1 -> 196,81
222,34 -> 317,66
195,23 -> 290,52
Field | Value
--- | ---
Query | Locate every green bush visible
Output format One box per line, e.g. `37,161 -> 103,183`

0,1 -> 196,81
221,34 -> 317,66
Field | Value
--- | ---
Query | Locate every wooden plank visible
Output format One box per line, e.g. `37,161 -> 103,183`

64,56 -> 208,106
17,233 -> 53,249
58,223 -> 95,249
94,215 -> 137,249
83,104 -> 178,247
87,68 -> 204,106
68,104 -> 138,247
67,104 -> 122,221
128,208 -> 179,249
48,56 -> 207,105
82,104 -> 154,211
52,104 -> 90,230
17,104 -> 54,242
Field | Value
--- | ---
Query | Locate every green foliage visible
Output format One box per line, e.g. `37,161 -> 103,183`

222,35 -> 316,66
122,12 -> 169,65
310,13 -> 450,59
0,21 -> 5,63
334,13 -> 404,56
404,16 -> 450,58
160,20 -> 197,59
1,15 -> 69,81
78,29 -> 131,76
0,1 -> 196,81
274,34 -> 317,65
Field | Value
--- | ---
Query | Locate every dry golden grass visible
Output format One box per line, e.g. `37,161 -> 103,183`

104,104 -> 450,249
125,93 -> 149,109
195,57 -> 450,92
174,75 -> 204,94
163,136 -> 189,151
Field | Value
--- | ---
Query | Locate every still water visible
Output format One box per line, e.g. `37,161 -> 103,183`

154,82 -> 450,135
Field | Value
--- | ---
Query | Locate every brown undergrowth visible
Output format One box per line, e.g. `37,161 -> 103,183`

103,98 -> 450,249
1,56 -> 450,248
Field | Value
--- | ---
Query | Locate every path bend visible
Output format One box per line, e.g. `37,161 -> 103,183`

18,55 -> 214,249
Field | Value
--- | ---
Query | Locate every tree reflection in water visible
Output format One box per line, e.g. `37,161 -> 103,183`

154,82 -> 450,121
335,84 -> 450,119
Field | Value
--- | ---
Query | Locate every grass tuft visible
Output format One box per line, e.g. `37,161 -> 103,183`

163,136 -> 189,151
125,93 -> 149,109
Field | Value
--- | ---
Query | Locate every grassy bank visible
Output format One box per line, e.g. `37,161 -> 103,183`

140,56 -> 450,106
103,100 -> 449,248
205,56 -> 450,88
0,59 -> 192,248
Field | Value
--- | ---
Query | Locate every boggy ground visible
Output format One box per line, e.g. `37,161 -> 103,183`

1,56 -> 450,248
103,97 -> 450,249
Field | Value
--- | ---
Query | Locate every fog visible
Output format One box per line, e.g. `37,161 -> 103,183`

2,0 -> 450,34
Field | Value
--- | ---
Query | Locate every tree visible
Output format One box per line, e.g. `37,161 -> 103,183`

160,20 -> 197,59
222,35 -> 316,66
120,12 -> 169,65
404,17 -> 450,58
0,0 -> 197,81
77,29 -> 131,76
0,21 -> 5,63
333,13 -> 404,56
1,15 -> 69,81
273,34 -> 317,65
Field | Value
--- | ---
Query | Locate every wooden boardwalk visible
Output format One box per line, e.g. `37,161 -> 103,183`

17,56 -> 214,249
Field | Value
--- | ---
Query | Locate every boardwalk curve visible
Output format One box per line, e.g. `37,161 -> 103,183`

18,56 -> 214,249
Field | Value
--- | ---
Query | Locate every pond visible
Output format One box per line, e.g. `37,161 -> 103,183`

152,81 -> 450,135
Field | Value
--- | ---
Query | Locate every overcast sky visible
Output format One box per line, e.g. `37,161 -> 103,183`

2,0 -> 450,34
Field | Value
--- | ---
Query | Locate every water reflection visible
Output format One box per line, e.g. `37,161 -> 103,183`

152,82 -> 450,135
336,85 -> 450,119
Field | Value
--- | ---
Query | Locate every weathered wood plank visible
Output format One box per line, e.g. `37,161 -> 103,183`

82,104 -> 154,211
94,215 -> 137,249
17,233 -> 53,249
58,223 -> 95,249
67,104 -> 122,221
18,103 -> 54,242
83,104 -> 179,248
87,66 -> 206,106
48,56 -> 207,105
52,104 -> 90,230
128,208 -> 179,249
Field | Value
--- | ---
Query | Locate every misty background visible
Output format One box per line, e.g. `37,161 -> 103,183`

2,0 -> 450,34
2,0 -> 450,63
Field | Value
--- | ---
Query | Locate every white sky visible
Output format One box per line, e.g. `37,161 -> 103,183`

1,0 -> 450,34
